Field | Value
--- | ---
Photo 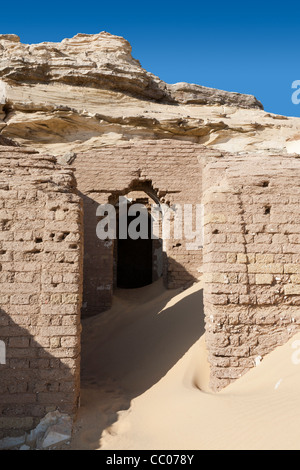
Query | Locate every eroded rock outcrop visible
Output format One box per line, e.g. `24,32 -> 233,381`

0,32 -> 262,107
0,32 -> 299,156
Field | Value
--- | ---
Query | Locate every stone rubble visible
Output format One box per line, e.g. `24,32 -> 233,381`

0,411 -> 72,450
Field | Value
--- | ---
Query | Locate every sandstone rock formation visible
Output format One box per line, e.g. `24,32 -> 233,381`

0,32 -> 262,106
0,32 -> 299,156
1,31 -> 300,443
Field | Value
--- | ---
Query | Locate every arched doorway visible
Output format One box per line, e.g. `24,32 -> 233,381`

113,188 -> 163,290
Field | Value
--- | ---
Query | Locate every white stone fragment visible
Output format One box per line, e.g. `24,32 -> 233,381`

0,435 -> 25,450
254,356 -> 262,367
274,379 -> 283,390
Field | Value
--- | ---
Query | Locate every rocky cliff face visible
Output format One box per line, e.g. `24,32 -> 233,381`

0,32 -> 263,107
0,32 -> 299,156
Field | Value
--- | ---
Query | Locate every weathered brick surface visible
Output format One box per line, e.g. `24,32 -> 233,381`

0,147 -> 83,438
71,140 -> 207,316
203,154 -> 300,391
3,139 -> 300,437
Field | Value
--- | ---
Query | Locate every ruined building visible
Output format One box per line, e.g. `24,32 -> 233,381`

1,32 -> 300,438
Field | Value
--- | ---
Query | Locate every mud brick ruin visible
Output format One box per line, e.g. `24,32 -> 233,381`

1,141 -> 300,437
1,32 -> 300,438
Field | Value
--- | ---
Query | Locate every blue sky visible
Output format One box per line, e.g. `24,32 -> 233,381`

1,0 -> 299,117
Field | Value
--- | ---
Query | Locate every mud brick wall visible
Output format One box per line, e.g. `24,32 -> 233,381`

71,140 -> 213,316
0,147 -> 83,438
203,154 -> 300,391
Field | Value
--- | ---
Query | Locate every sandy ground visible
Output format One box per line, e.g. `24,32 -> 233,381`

68,279 -> 300,450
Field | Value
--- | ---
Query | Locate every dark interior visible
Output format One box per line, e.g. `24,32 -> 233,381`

117,213 -> 153,289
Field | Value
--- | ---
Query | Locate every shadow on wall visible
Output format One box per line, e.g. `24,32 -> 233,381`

78,274 -> 204,449
79,191 -> 114,317
0,308 -> 78,439
164,255 -> 199,290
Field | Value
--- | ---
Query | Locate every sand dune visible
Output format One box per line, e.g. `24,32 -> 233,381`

69,280 -> 300,450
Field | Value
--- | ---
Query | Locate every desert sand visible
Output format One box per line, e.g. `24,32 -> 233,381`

67,279 -> 300,450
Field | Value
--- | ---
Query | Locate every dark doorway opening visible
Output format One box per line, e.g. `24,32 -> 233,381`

117,214 -> 153,289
